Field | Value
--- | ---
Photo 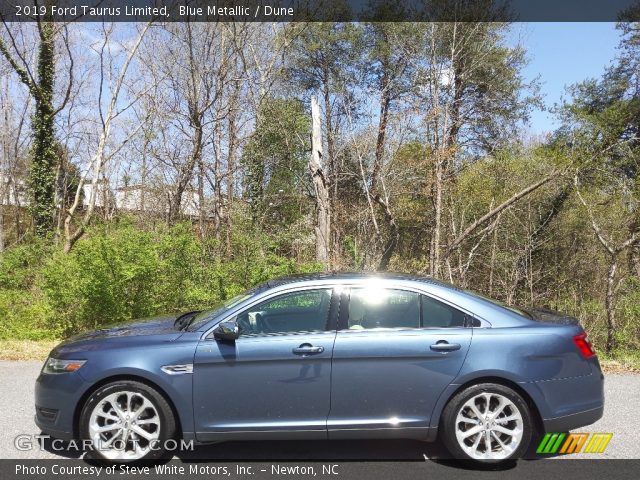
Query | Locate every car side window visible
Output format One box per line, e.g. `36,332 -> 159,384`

347,288 -> 420,329
421,294 -> 467,328
236,289 -> 333,336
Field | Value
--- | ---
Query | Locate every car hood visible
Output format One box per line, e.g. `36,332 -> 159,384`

52,314 -> 184,354
520,307 -> 580,325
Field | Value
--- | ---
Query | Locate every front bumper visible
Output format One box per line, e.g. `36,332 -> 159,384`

34,370 -> 90,441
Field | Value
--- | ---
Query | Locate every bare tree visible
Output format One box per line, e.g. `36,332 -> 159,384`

575,175 -> 638,352
63,22 -> 151,253
140,23 -> 240,231
404,22 -> 537,277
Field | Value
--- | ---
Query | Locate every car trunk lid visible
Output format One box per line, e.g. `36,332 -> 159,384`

519,307 -> 580,325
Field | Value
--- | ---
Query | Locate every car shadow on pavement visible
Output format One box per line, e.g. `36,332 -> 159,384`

179,439 -> 445,462
39,434 -> 562,470
37,435 -> 83,459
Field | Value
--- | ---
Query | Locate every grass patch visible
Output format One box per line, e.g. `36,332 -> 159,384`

600,350 -> 640,374
0,339 -> 58,361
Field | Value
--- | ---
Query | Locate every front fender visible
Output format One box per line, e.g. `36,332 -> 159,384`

76,337 -> 198,436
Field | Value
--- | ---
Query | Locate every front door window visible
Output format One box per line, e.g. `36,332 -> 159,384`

236,288 -> 333,335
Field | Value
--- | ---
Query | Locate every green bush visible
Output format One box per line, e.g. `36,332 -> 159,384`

41,224 -> 169,333
0,240 -> 55,340
0,239 -> 53,290
0,289 -> 53,340
0,219 -> 321,339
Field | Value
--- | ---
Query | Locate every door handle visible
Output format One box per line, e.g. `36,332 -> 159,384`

430,341 -> 461,352
292,343 -> 324,355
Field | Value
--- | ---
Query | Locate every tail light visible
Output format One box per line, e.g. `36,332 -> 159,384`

573,332 -> 596,359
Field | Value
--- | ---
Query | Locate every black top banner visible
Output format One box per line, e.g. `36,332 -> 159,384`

0,0 -> 639,22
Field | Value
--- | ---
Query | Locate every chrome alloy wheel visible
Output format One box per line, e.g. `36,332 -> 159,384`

454,392 -> 524,460
88,390 -> 161,460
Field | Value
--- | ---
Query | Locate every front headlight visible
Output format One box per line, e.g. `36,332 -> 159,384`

42,357 -> 86,374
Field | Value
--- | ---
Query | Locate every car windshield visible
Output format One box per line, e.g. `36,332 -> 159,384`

187,290 -> 258,330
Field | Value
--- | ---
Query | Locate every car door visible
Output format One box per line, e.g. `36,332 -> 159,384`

193,287 -> 339,442
328,286 -> 473,439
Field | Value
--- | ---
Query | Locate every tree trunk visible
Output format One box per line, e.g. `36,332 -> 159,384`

605,257 -> 618,353
29,16 -> 57,237
430,154 -> 445,277
628,215 -> 640,277
375,195 -> 399,271
213,123 -> 223,243
488,225 -> 498,295
197,155 -> 205,236
168,121 -> 203,223
310,96 -> 330,266
225,85 -> 239,256
321,72 -> 338,262
372,67 -> 390,193
0,204 -> 4,253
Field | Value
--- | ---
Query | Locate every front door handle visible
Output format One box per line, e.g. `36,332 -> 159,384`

292,343 -> 324,355
430,341 -> 461,352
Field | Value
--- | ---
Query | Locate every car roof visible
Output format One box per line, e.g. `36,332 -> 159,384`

264,271 -> 439,288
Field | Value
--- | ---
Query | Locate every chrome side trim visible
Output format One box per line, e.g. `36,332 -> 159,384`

161,364 -> 193,375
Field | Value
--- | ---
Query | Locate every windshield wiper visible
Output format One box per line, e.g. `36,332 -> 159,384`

173,311 -> 201,331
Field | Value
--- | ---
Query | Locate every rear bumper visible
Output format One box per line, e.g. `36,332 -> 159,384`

542,405 -> 604,432
530,360 -> 605,432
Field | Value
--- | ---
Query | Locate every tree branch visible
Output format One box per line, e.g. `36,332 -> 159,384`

447,173 -> 557,255
573,174 -> 616,256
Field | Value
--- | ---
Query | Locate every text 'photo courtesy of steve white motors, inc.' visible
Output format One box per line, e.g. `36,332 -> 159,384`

13,463 -> 340,477
1,1 -> 640,480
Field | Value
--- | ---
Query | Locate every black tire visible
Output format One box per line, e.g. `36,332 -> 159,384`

440,383 -> 533,464
79,380 -> 176,463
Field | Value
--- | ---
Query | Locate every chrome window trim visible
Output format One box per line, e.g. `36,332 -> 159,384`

200,280 -> 492,341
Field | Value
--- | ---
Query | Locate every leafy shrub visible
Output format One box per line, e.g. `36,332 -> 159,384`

0,240 -> 55,340
0,219 -> 321,339
0,289 -> 53,340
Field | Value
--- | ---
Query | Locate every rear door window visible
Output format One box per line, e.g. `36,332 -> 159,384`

347,288 -> 420,329
420,294 -> 467,328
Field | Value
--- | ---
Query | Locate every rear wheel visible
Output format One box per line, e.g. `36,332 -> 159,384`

79,380 -> 176,462
441,383 -> 532,463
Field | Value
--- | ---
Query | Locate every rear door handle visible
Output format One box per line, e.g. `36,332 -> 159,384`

430,341 -> 461,352
292,343 -> 324,355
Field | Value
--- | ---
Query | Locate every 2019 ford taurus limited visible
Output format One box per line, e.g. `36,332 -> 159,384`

35,273 -> 604,463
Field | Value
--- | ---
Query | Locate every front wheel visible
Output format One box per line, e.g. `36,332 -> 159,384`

79,380 -> 176,462
440,383 -> 533,463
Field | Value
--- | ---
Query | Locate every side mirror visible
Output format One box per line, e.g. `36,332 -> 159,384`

213,319 -> 239,342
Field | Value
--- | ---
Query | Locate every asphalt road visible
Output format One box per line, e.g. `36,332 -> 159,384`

1,360 -> 638,461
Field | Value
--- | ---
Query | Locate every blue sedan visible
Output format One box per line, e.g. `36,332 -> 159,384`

35,273 -> 604,463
